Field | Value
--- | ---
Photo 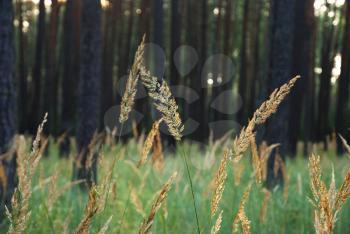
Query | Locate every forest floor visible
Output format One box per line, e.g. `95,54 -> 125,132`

1,139 -> 350,234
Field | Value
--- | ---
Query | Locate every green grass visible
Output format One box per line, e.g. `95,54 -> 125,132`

1,140 -> 350,234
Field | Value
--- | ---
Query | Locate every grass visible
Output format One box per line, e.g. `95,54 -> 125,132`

1,139 -> 350,234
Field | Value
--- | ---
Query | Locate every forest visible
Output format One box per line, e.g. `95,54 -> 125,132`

0,0 -> 350,233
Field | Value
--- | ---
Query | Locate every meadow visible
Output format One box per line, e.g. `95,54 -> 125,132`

1,39 -> 350,234
1,137 -> 350,234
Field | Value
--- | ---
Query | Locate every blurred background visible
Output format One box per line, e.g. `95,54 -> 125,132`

2,0 -> 350,155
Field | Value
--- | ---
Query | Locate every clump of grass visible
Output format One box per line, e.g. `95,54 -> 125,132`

7,113 -> 48,234
308,154 -> 350,234
138,172 -> 177,234
119,35 -> 146,124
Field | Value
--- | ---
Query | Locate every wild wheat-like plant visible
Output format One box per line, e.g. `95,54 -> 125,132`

76,187 -> 100,234
152,128 -> 164,171
97,215 -> 113,234
211,210 -> 223,234
139,65 -> 184,140
119,35 -> 146,124
232,76 -> 300,162
259,188 -> 271,223
137,119 -> 163,168
211,149 -> 229,216
232,184 -> 252,234
138,172 -> 177,234
308,154 -> 350,234
338,134 -> 350,160
7,113 -> 48,234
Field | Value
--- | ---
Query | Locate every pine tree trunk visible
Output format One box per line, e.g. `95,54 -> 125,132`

336,2 -> 350,154
74,0 -> 102,187
289,0 -> 315,155
44,0 -> 60,136
17,0 -> 28,133
101,0 -> 119,126
0,0 -> 17,216
266,0 -> 296,188
60,0 -> 80,155
30,0 -> 45,134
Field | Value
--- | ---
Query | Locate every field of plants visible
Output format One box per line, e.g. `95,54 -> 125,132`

1,137 -> 350,234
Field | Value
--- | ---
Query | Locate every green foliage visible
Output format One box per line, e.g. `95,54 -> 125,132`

1,141 -> 350,234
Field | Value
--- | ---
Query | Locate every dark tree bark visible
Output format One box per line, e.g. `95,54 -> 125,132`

185,0 -> 208,142
265,0 -> 296,187
0,0 -> 17,216
74,0 -> 102,187
101,0 -> 119,126
29,0 -> 45,134
288,0 -> 315,155
17,0 -> 28,133
316,4 -> 339,148
217,0 -> 235,122
238,0 -> 262,125
44,0 -> 60,136
118,0 -> 133,79
60,0 -> 81,155
211,0 -> 223,127
336,2 -> 350,154
153,0 -> 164,78
170,0 -> 181,86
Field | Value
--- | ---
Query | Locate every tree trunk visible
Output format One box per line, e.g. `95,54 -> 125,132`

170,0 -> 181,86
316,4 -> 339,148
17,0 -> 28,133
118,0 -> 133,79
288,0 -> 315,155
29,0 -> 45,134
44,0 -> 60,136
74,0 -> 102,188
60,0 -> 80,155
186,0 -> 207,142
101,0 -> 119,126
0,0 -> 17,216
336,2 -> 350,154
265,0 -> 296,188
238,0 -> 262,125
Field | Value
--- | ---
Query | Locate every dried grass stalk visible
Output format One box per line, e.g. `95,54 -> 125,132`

308,154 -> 350,234
138,172 -> 177,234
259,188 -> 271,223
232,76 -> 300,162
139,66 -> 184,140
7,113 -> 48,234
138,119 -> 162,168
211,210 -> 223,234
211,149 -> 229,217
152,128 -> 164,171
338,134 -> 350,160
250,136 -> 262,183
232,184 -> 252,234
76,187 -> 100,234
233,161 -> 245,187
97,215 -> 113,234
131,186 -> 145,216
119,35 -> 146,124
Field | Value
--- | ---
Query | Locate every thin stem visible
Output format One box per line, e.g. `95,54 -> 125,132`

103,123 -> 124,210
180,145 -> 201,234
